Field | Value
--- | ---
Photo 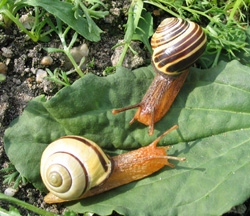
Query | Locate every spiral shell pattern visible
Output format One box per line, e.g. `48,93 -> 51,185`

40,136 -> 113,200
151,18 -> 207,75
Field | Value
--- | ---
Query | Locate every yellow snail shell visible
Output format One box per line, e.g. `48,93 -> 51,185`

40,136 -> 113,200
40,126 -> 186,204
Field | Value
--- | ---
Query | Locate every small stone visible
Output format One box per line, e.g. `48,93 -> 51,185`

0,62 -> 7,74
42,79 -> 52,93
40,56 -> 53,66
1,47 -> 13,58
111,40 -> 146,69
63,43 -> 89,70
4,187 -> 18,197
110,8 -> 120,16
30,67 -> 36,74
15,79 -> 21,85
36,69 -> 47,83
70,43 -> 89,63
24,68 -> 30,73
19,13 -> 35,30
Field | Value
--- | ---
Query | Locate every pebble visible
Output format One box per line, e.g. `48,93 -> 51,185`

36,69 -> 47,83
110,8 -> 120,16
30,67 -> 36,74
4,187 -> 18,197
19,13 -> 35,29
70,43 -> 89,63
63,43 -> 89,70
1,47 -> 13,58
13,78 -> 21,85
0,62 -> 7,74
111,40 -> 145,69
40,56 -> 53,66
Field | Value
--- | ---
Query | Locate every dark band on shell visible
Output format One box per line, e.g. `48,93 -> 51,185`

151,18 -> 207,75
66,136 -> 111,172
40,135 -> 113,200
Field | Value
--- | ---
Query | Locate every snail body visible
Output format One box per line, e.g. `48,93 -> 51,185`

112,18 -> 207,135
41,125 -> 185,204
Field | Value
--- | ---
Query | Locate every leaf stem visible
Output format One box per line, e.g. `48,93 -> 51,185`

116,43 -> 130,67
1,9 -> 39,41
56,19 -> 84,77
115,0 -> 143,66
0,193 -> 57,216
228,0 -> 244,22
144,0 -> 180,18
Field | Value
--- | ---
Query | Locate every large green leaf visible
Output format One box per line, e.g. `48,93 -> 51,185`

4,60 -> 250,215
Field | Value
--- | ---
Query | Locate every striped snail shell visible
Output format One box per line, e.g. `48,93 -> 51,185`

40,136 -> 113,200
151,18 -> 207,76
112,17 -> 207,135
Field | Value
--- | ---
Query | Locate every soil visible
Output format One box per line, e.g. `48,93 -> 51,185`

0,1 -> 250,216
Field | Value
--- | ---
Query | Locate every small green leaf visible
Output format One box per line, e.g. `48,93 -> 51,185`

0,74 -> 6,82
132,11 -> 153,53
0,205 -> 21,216
22,0 -> 102,42
4,60 -> 250,215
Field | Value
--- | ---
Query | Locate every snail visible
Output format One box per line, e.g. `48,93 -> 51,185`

112,18 -> 207,135
40,125 -> 185,204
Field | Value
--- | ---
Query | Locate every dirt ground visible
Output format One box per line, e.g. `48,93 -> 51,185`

0,1 -> 250,215
0,1 -> 126,215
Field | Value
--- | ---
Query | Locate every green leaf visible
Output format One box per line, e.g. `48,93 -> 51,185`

132,11 -> 154,53
0,74 -> 6,82
22,0 -> 102,42
0,206 -> 21,216
4,60 -> 250,215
